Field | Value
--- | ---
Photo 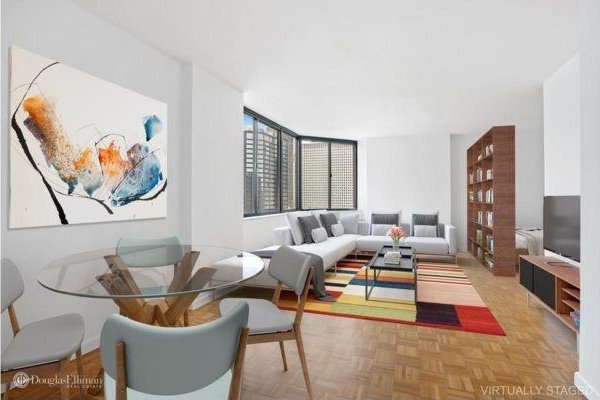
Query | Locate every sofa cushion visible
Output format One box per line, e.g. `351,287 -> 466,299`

319,213 -> 338,237
298,215 -> 321,244
311,210 -> 329,227
414,225 -> 438,237
331,223 -> 345,237
340,213 -> 359,234
311,227 -> 328,243
403,237 -> 449,255
411,212 -> 439,236
284,211 -> 312,245
355,235 -> 394,252
371,224 -> 393,236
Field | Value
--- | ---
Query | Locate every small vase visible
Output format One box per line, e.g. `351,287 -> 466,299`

392,239 -> 400,252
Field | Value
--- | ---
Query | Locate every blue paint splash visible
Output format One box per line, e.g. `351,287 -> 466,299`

110,144 -> 163,206
143,115 -> 162,141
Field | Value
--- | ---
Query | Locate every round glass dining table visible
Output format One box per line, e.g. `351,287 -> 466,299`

37,244 -> 264,326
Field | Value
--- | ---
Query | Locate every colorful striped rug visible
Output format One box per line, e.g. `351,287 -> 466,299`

278,255 -> 505,336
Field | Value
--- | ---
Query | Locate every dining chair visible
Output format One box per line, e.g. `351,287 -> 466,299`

1,258 -> 85,400
116,236 -> 190,326
219,246 -> 315,399
100,301 -> 249,400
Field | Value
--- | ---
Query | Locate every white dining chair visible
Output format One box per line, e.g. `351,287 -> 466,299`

100,301 -> 249,400
219,245 -> 315,399
1,258 -> 85,400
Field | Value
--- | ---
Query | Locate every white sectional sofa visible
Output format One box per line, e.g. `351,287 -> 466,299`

238,210 -> 456,288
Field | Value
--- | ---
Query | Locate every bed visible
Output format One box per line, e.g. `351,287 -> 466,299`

515,228 -> 543,268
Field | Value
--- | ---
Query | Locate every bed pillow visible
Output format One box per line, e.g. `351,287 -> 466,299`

298,215 -> 321,244
319,213 -> 338,237
331,223 -> 345,237
284,211 -> 312,245
311,227 -> 328,243
411,212 -> 439,237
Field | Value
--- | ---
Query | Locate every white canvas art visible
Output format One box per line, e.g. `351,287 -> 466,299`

9,46 -> 168,228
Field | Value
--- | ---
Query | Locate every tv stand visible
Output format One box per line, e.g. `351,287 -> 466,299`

519,255 -> 580,333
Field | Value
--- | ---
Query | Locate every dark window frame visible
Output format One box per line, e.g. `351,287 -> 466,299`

243,107 -> 357,217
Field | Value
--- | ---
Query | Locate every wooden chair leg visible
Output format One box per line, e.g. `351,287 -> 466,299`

3,383 -> 10,400
278,341 -> 288,372
183,310 -> 189,327
294,329 -> 313,400
59,358 -> 70,400
75,349 -> 85,400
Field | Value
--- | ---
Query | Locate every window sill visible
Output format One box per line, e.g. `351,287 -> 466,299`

243,213 -> 287,221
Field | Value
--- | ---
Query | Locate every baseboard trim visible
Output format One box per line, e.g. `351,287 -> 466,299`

575,372 -> 600,400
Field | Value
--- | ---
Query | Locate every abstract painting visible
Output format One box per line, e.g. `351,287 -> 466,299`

9,46 -> 167,228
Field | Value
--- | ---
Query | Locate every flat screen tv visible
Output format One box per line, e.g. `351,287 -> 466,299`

543,196 -> 580,262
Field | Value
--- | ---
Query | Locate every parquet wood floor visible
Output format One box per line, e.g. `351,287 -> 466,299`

5,253 -> 581,399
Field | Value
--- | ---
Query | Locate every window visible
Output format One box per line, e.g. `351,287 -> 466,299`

281,132 -> 297,211
300,140 -> 329,209
244,108 -> 356,217
300,139 -> 356,210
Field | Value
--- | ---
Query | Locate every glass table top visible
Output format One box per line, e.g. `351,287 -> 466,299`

37,244 -> 264,299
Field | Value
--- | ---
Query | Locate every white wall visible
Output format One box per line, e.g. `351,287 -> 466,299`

188,63 -> 244,249
450,133 -> 478,251
543,55 -> 581,196
1,0 -> 199,352
575,0 -> 600,398
365,135 -> 451,224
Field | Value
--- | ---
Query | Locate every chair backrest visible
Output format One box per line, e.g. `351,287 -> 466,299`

267,246 -> 311,296
1,259 -> 24,313
116,236 -> 184,268
100,302 -> 249,396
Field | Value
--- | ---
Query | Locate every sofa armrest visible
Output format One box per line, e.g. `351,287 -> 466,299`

444,224 -> 457,255
273,227 -> 294,246
357,221 -> 370,236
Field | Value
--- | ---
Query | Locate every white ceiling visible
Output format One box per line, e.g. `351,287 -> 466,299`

73,0 -> 579,139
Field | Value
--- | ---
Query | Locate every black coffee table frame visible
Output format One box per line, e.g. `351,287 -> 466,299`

364,245 -> 416,301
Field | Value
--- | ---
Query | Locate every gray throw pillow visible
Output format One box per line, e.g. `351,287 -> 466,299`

298,215 -> 321,244
311,227 -> 328,243
331,223 -> 345,237
319,213 -> 338,237
411,213 -> 439,236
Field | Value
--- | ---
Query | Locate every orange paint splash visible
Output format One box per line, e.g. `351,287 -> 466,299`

98,142 -> 131,185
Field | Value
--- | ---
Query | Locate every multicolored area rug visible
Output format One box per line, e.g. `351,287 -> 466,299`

278,255 -> 505,336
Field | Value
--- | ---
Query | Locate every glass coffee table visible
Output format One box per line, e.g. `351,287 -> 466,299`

364,245 -> 416,302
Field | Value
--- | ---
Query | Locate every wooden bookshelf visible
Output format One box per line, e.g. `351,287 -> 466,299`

467,126 -> 516,276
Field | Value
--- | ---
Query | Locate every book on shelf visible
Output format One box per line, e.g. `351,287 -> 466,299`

485,188 -> 494,203
477,154 -> 482,162
468,190 -> 474,202
476,168 -> 483,181
570,310 -> 580,328
484,144 -> 493,156
486,169 -> 493,179
477,190 -> 483,202
477,210 -> 483,224
469,173 -> 474,184
476,229 -> 482,244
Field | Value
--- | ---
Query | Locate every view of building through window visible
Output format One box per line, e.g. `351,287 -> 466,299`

244,109 -> 356,216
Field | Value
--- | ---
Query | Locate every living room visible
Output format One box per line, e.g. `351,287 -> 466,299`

1,0 -> 599,399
